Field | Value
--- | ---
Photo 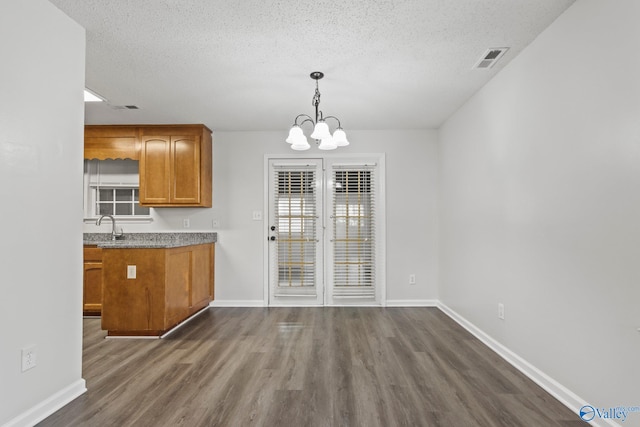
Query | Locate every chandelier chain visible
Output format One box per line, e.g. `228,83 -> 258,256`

312,85 -> 321,109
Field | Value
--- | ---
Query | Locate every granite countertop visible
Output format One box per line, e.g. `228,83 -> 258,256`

83,232 -> 217,248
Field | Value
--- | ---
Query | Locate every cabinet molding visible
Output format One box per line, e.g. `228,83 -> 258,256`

84,126 -> 140,160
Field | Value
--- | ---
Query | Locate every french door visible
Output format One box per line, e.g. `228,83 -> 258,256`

268,159 -> 324,305
267,157 -> 383,306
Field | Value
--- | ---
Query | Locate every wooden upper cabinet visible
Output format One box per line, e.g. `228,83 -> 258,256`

139,125 -> 212,207
84,126 -> 140,160
85,124 -> 213,207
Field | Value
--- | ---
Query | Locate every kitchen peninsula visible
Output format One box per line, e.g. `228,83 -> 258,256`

84,232 -> 216,337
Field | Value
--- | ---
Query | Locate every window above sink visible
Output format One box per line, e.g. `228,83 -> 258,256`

83,159 -> 152,223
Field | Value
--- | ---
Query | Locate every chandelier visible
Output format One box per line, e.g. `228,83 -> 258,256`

286,71 -> 350,151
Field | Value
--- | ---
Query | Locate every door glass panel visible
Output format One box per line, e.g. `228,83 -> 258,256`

275,170 -> 317,289
331,168 -> 376,298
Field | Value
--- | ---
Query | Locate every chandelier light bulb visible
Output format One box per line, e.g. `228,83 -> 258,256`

332,128 -> 349,147
291,140 -> 311,150
291,133 -> 311,150
310,121 -> 331,140
318,137 -> 337,150
286,125 -> 303,144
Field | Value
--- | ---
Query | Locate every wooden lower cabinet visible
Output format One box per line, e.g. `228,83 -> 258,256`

101,243 -> 214,336
83,246 -> 103,316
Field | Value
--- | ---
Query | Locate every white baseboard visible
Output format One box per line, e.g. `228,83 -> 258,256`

385,299 -> 439,307
436,303 -> 619,427
3,378 -> 86,427
268,303 -> 324,307
209,300 -> 265,307
210,300 -> 441,308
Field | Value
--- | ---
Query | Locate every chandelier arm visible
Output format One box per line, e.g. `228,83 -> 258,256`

323,115 -> 342,128
298,118 -> 316,129
293,114 -> 314,126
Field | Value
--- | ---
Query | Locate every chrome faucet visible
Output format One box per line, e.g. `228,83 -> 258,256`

96,214 -> 124,241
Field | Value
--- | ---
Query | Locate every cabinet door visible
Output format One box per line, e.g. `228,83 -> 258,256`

190,244 -> 214,313
140,136 -> 171,205
171,136 -> 201,204
165,249 -> 191,328
83,261 -> 103,314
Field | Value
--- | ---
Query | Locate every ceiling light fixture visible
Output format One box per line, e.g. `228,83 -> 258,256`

84,88 -> 105,102
286,71 -> 349,151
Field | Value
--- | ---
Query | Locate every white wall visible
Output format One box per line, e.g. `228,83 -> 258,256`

439,0 -> 640,414
130,130 -> 438,304
0,1 -> 86,425
83,130 -> 439,304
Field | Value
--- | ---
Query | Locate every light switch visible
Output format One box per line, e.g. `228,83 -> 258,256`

252,211 -> 262,221
127,265 -> 136,279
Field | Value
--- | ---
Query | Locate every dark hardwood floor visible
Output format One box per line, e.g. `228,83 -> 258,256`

39,307 -> 586,426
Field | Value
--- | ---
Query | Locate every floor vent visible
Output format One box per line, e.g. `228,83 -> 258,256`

473,47 -> 509,69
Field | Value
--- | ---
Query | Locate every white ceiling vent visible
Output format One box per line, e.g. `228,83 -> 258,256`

473,47 -> 509,69
109,104 -> 140,110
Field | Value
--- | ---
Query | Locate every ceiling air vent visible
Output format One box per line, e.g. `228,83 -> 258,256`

473,47 -> 509,69
108,104 -> 140,110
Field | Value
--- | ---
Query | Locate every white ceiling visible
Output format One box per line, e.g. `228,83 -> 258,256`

49,0 -> 575,131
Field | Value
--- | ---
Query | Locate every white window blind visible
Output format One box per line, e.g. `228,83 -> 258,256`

273,165 -> 318,296
331,165 -> 376,298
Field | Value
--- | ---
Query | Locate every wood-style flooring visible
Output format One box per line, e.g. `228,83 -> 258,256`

39,307 -> 586,426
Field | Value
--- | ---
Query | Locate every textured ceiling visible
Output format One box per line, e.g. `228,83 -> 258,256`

49,0 -> 575,131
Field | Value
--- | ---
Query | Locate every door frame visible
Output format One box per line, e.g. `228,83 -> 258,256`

263,153 -> 386,307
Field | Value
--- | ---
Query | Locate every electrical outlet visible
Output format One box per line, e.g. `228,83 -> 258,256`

498,303 -> 505,320
183,218 -> 190,228
127,265 -> 136,279
409,274 -> 416,285
21,346 -> 37,372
